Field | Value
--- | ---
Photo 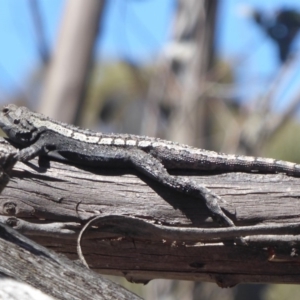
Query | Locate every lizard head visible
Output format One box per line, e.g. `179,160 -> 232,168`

0,104 -> 39,145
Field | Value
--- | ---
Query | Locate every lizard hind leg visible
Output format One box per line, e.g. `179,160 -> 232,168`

127,149 -> 235,227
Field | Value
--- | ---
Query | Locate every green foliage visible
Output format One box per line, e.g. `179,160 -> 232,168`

263,119 -> 300,163
263,284 -> 300,300
81,61 -> 151,130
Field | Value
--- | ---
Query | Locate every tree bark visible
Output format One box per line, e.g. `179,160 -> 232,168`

0,222 -> 141,300
1,139 -> 300,287
0,138 -> 140,299
168,0 -> 218,148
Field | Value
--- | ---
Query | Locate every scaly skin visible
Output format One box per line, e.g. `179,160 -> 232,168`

1,104 -> 300,227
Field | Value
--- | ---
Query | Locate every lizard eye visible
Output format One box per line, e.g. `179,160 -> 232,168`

2,108 -> 9,113
13,119 -> 20,124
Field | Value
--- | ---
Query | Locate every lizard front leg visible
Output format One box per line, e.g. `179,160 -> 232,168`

17,138 -> 52,162
127,149 -> 235,227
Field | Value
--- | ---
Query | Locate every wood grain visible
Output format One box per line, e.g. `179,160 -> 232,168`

1,141 -> 300,286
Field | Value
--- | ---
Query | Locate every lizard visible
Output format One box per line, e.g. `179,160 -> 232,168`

1,104 -> 300,228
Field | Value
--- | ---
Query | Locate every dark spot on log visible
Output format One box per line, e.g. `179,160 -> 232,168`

189,262 -> 205,268
3,202 -> 16,215
6,217 -> 18,227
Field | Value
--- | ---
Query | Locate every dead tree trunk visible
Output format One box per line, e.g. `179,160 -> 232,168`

168,0 -> 218,148
39,0 -> 106,123
1,138 -> 300,287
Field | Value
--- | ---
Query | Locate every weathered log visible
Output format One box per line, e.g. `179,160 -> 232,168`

0,222 -> 141,299
1,138 -> 300,286
0,138 -> 140,299
0,278 -> 55,300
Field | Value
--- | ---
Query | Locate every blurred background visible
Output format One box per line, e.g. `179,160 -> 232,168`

1,0 -> 300,299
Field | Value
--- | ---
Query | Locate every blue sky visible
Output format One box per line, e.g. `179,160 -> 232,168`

218,0 -> 300,108
1,0 -> 300,109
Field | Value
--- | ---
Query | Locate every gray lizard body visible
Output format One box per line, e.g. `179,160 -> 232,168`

1,104 -> 300,227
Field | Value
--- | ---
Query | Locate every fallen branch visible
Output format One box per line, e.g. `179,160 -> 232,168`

1,138 -> 300,286
0,222 -> 141,300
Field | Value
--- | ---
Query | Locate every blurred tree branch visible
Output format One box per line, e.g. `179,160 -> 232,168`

39,0 -> 106,123
29,0 -> 49,65
142,0 -> 218,148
